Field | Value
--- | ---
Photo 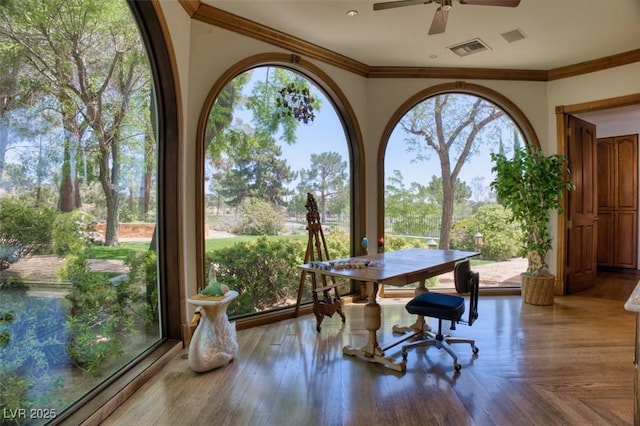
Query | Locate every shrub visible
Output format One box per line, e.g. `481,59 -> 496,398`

207,237 -> 305,316
61,252 -> 135,374
323,229 -> 351,259
0,198 -> 56,269
383,235 -> 427,251
51,212 -> 90,255
125,250 -> 159,325
234,198 -> 285,235
450,204 -> 521,261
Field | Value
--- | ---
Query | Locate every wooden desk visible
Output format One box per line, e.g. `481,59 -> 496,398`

299,248 -> 478,372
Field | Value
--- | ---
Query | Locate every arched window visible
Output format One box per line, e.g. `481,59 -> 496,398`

378,83 -> 538,293
0,0 -> 180,421
197,56 -> 364,322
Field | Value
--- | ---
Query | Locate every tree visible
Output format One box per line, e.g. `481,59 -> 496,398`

399,93 -> 512,249
424,175 -> 471,207
0,43 -> 27,179
0,0 -> 151,245
206,67 -> 322,163
298,152 -> 347,222
218,132 -> 295,207
246,67 -> 321,144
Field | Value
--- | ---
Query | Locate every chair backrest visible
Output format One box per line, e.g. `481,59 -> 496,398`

454,259 -> 479,326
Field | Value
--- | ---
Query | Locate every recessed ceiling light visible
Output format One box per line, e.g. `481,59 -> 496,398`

429,54 -> 438,59
346,10 -> 358,17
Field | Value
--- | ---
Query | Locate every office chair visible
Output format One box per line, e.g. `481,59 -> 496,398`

401,259 -> 479,371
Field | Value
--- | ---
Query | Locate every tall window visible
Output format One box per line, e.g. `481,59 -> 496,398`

202,66 -> 352,317
0,0 -> 161,419
384,92 -> 524,290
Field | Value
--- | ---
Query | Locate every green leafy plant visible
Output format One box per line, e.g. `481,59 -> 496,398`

490,147 -> 574,275
125,250 -> 159,325
0,198 -> 56,270
207,237 -> 305,316
62,251 -> 135,374
234,198 -> 285,235
51,211 -> 93,255
450,204 -> 521,261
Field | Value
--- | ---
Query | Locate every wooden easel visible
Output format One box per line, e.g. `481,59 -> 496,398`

294,193 -> 346,332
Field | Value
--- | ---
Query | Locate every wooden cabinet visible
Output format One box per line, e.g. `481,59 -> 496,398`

596,134 -> 638,269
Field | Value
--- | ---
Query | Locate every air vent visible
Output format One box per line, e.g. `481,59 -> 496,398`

447,38 -> 491,57
500,28 -> 527,43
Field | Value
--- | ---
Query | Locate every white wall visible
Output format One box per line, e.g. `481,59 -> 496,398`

160,4 -> 640,321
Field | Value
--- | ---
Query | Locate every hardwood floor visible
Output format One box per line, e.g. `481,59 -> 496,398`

101,273 -> 638,426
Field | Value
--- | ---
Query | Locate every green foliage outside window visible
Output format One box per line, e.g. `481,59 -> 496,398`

125,250 -> 159,326
450,204 -> 521,261
233,198 -> 285,235
206,232 -> 353,317
207,237 -> 305,316
61,252 -> 136,375
0,198 -> 56,270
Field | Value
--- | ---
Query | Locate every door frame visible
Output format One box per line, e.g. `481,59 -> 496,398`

555,93 -> 640,295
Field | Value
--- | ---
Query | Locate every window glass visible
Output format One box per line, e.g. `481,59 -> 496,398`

0,0 -> 160,419
202,66 -> 351,317
384,93 -> 524,290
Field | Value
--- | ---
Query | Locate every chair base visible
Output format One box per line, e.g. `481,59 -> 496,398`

401,331 -> 479,371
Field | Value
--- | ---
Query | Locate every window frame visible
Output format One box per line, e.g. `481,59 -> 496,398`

54,1 -> 183,423
376,82 -> 540,298
195,54 -> 366,328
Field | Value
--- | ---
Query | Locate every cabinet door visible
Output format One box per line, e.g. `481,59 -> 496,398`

616,135 -> 638,210
597,210 -> 614,266
614,210 -> 638,269
597,138 -> 615,209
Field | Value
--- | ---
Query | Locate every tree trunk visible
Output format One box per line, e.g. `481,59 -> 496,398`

141,93 -> 156,219
104,192 -> 120,246
58,139 -> 75,212
0,116 -> 8,178
101,139 -> 121,246
440,169 -> 455,249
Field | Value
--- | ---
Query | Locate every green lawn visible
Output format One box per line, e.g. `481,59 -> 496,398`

87,235 -> 494,267
87,235 -> 308,260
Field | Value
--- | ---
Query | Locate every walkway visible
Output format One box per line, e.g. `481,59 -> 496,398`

1,254 -> 527,287
1,255 -> 128,285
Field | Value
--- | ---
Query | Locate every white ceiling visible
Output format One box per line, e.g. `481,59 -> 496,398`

201,0 -> 640,124
204,0 -> 640,69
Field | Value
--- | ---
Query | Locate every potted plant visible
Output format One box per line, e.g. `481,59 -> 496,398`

490,146 -> 574,305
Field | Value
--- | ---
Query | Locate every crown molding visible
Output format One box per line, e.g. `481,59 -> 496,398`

367,66 -> 548,81
192,4 -> 369,76
181,2 -> 639,82
178,0 -> 200,17
547,49 -> 640,81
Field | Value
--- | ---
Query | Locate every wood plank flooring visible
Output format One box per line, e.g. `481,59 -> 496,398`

101,272 -> 638,426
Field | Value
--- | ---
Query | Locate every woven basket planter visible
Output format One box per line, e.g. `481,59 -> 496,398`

521,273 -> 555,305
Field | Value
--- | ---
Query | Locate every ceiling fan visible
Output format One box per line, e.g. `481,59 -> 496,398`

373,0 -> 521,35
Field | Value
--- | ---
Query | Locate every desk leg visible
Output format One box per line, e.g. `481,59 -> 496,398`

392,280 -> 432,335
343,281 -> 406,372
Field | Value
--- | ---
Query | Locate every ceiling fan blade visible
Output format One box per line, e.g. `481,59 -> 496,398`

428,7 -> 449,35
459,0 -> 521,6
373,0 -> 434,11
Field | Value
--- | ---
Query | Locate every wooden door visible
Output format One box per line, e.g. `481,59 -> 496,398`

566,115 -> 598,293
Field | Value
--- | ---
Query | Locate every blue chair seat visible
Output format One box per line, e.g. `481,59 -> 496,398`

406,292 -> 465,322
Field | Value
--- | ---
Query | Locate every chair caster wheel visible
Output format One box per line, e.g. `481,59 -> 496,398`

472,346 -> 479,354
454,363 -> 462,371
402,352 -> 408,361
